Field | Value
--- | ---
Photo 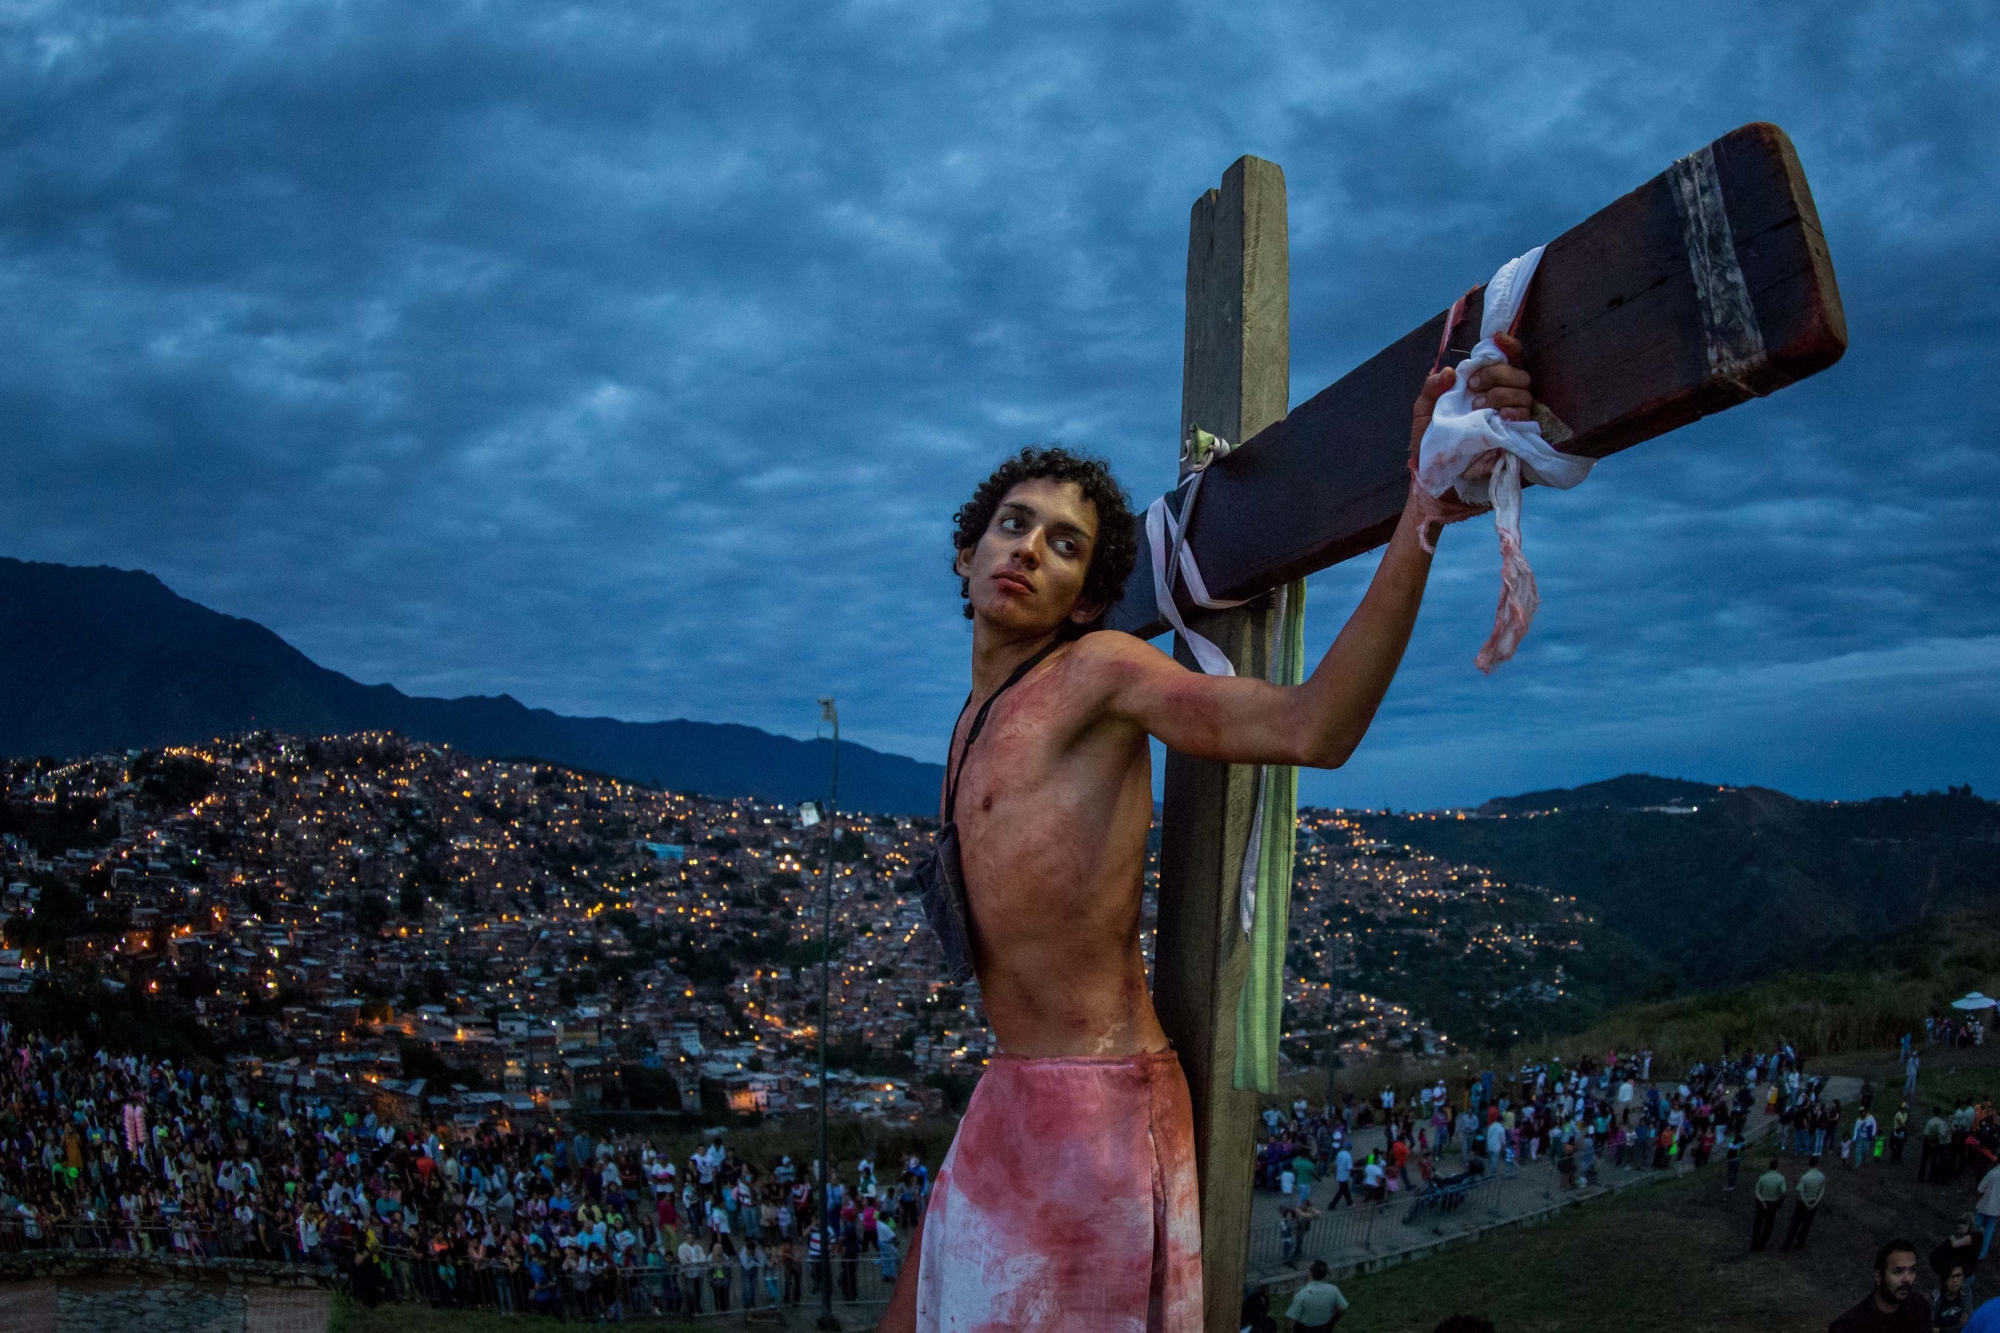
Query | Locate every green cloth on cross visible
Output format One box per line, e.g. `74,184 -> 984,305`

1233,576 -> 1306,1093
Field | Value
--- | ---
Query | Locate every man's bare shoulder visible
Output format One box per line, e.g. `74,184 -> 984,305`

1012,631 -> 1176,742
1063,628 -> 1175,677
1049,629 -> 1197,735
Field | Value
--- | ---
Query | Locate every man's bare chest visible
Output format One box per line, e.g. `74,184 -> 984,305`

946,680 -> 1083,822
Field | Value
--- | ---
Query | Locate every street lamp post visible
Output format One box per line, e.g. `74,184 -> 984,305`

816,697 -> 841,1331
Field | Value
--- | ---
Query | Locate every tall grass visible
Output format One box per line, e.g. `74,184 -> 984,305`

1530,968 -> 1938,1072
1533,920 -> 2000,1074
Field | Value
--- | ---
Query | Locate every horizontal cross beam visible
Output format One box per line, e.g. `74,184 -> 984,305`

1106,121 -> 1846,638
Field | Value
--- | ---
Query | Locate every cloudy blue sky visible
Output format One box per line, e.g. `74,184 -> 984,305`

2,1 -> 1994,809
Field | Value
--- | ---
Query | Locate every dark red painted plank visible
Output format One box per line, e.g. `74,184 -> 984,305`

1106,122 -> 1846,639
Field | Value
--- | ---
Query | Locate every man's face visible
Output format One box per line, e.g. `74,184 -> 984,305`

956,477 -> 1102,636
1877,1249 -> 1919,1306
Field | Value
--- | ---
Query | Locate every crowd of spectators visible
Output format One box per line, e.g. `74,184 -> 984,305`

1252,1045 -> 1766,1254
16,1016 -> 2000,1328
0,1022 -> 921,1318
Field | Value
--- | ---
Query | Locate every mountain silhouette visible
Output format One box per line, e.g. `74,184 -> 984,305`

0,557 -> 942,813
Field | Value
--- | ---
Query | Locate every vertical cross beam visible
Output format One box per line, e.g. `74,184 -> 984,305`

1152,154 -> 1287,1333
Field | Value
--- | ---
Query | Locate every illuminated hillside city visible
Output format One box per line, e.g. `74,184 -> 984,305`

0,732 -> 1592,1126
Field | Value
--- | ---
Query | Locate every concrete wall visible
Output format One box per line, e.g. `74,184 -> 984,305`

0,1256 -> 330,1333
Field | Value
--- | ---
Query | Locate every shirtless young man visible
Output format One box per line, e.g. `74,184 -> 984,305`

882,342 -> 1536,1332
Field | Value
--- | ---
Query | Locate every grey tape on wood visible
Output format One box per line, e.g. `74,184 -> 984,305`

1530,401 -> 1575,447
1667,145 -> 1769,393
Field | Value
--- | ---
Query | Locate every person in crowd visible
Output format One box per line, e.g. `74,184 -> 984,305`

1829,1240 -> 1930,1333
780,1234 -> 803,1306
1922,1108 -> 1951,1183
1978,1159 -> 2000,1260
1933,1256 -> 1972,1333
1242,1286 -> 1277,1333
1752,1159 -> 1788,1252
838,1221 -> 862,1302
1852,1108 -> 1881,1168
741,1235 -> 765,1310
678,1232 -> 709,1314
1780,1156 -> 1826,1253
707,1235 -> 733,1312
1283,1260 -> 1348,1333
1931,1218 -> 1980,1308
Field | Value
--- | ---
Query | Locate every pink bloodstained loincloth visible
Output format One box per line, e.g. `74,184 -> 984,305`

914,1049 -> 1203,1333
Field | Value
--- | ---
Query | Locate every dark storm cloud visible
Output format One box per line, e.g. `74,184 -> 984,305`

0,0 -> 1993,808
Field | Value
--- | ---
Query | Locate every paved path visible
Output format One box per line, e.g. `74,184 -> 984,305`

1244,1075 -> 1862,1282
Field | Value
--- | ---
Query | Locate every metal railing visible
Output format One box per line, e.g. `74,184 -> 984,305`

343,1248 -> 902,1320
1246,1136 -> 1748,1277
0,1218 -> 902,1317
0,1216 -> 283,1261
1246,1164 -> 1523,1274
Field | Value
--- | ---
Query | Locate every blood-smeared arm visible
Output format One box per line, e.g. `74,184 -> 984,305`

1092,344 -> 1531,768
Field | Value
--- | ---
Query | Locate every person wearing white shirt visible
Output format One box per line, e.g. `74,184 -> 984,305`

1976,1163 -> 2000,1258
678,1237 -> 709,1314
1849,1112 -> 1879,1168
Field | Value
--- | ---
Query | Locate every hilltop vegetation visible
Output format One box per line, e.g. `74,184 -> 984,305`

1356,775 -> 2000,998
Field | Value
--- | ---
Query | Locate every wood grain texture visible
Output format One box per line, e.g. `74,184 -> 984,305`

1107,122 -> 1846,639
1151,154 -> 1286,1333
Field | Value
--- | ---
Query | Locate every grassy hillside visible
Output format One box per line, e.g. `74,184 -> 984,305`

1282,909 -> 2000,1110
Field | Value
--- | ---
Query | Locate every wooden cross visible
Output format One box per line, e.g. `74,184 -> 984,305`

1128,122 -> 1844,1330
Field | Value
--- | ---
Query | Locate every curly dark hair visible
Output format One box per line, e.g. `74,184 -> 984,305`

953,445 -> 1137,635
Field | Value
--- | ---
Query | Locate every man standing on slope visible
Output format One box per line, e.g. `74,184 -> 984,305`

1780,1156 -> 1826,1252
1752,1159 -> 1789,1252
879,347 -> 1536,1332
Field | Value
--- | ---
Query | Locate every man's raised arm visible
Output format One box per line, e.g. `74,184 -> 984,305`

1090,342 -> 1532,769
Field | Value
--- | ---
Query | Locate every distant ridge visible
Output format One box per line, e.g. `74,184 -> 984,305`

1475,773 -> 1748,817
0,557 -> 944,814
1369,772 -> 2000,994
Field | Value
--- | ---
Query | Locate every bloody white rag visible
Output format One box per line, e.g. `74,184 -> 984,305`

1414,244 -> 1595,671
913,1050 -> 1203,1333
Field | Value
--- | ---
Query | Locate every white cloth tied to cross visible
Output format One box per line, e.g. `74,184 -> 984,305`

1414,244 -> 1595,672
1144,430 -> 1248,677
